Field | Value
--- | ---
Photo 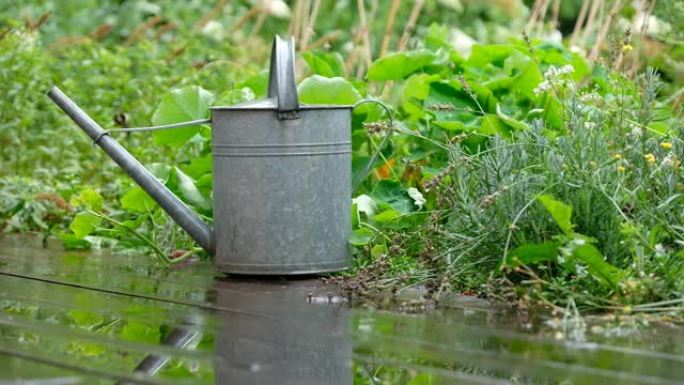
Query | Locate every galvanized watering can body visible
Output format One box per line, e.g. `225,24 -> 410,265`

48,36 -> 352,275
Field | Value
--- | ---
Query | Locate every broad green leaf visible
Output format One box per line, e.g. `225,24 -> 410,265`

148,163 -> 172,183
171,167 -> 211,212
349,228 -> 375,246
183,153 -> 212,179
496,104 -> 529,131
537,195 -> 574,235
69,212 -> 102,239
465,44 -> 514,68
370,180 -> 414,214
506,241 -> 561,266
214,87 -> 255,106
302,51 -> 346,77
58,232 -> 91,250
371,244 -> 388,259
237,70 -> 269,98
121,321 -> 160,344
372,209 -> 419,230
151,86 -> 215,148
571,244 -> 622,289
120,186 -> 156,213
70,188 -> 103,211
298,75 -> 361,104
367,50 -> 436,81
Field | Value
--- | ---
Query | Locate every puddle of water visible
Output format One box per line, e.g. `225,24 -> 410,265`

0,235 -> 681,385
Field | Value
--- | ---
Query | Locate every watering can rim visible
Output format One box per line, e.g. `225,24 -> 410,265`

210,100 -> 353,111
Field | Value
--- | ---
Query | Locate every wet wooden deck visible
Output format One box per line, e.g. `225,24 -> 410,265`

0,235 -> 682,385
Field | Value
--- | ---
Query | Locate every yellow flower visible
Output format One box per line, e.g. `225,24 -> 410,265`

622,44 -> 633,53
660,142 -> 673,150
644,153 -> 656,165
614,154 -> 622,160
617,166 -> 626,173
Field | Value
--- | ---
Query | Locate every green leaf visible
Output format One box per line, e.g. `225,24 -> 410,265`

298,75 -> 361,104
151,86 -> 215,148
121,321 -> 160,344
214,87 -> 255,106
370,180 -> 414,214
120,186 -> 156,213
571,244 -> 622,289
171,167 -> 211,212
302,51 -> 345,77
349,228 -> 375,246
183,153 -> 212,179
496,104 -> 529,131
537,194 -> 574,235
69,212 -> 102,239
465,44 -> 514,68
58,232 -> 91,250
367,50 -> 436,81
372,209 -> 422,230
69,188 -> 103,211
371,244 -> 388,259
506,241 -> 561,267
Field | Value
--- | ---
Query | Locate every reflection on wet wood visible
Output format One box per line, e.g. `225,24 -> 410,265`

0,235 -> 682,385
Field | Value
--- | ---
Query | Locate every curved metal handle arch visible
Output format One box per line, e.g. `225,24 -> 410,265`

267,35 -> 300,120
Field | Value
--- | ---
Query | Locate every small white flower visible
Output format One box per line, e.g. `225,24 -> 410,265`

407,188 -> 426,209
352,195 -> 377,217
584,122 -> 596,129
534,80 -> 552,95
201,21 -> 225,41
261,0 -> 291,18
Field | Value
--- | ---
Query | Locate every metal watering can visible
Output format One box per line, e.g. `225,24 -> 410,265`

48,36 -> 365,275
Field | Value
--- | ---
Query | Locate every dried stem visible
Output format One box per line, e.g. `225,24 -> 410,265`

550,0 -> 561,31
194,0 -> 227,30
398,0 -> 425,51
298,0 -> 312,42
527,0 -> 543,31
289,0 -> 304,36
90,24 -> 113,41
308,29 -> 342,50
570,0 -> 590,46
589,0 -> 624,61
356,0 -> 373,66
124,15 -> 162,46
229,6 -> 262,33
535,0 -> 551,36
301,0 -> 321,50
380,0 -> 401,57
580,0 -> 604,47
629,0 -> 657,76
153,22 -> 176,41
249,11 -> 267,39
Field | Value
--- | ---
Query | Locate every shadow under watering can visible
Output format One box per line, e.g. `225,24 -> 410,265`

48,35 -> 389,275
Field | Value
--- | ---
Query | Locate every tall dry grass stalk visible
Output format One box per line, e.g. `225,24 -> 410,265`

397,0 -> 425,51
570,0 -> 591,46
356,0 -> 373,68
580,0 -> 604,46
550,0 -> 561,31
380,0 -> 401,58
535,0 -> 551,36
300,0 -> 321,50
229,6 -> 262,33
194,0 -> 227,30
124,15 -> 162,45
589,0 -> 624,61
629,0 -> 657,76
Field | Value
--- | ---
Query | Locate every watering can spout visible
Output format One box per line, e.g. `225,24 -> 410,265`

46,86 -> 214,255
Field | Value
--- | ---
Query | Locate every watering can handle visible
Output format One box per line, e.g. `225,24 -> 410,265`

268,35 -> 299,120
